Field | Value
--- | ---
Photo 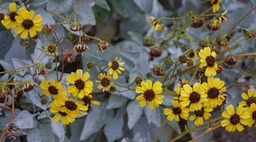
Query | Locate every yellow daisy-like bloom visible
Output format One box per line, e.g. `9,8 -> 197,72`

108,57 -> 125,80
243,103 -> 256,127
96,73 -> 113,92
14,9 -> 43,39
213,10 -> 228,26
150,16 -> 163,32
180,83 -> 207,111
211,0 -> 222,13
50,96 -> 87,125
135,80 -> 164,109
239,89 -> 256,108
189,106 -> 212,126
81,93 -> 100,108
221,105 -> 250,132
40,79 -> 66,97
66,69 -> 93,98
202,77 -> 226,108
199,47 -> 218,77
46,44 -> 58,56
164,100 -> 189,122
1,3 -> 25,29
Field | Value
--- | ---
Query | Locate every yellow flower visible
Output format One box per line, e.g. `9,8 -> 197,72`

213,10 -> 228,26
199,47 -> 218,77
81,93 -> 100,107
46,44 -> 58,56
189,106 -> 212,126
1,3 -> 26,29
180,83 -> 207,111
202,77 -> 226,108
39,79 -> 66,97
221,105 -> 250,132
96,73 -> 113,92
135,80 -> 164,109
150,16 -> 163,32
164,100 -> 189,121
50,96 -> 87,125
239,89 -> 256,108
108,57 -> 125,80
211,0 -> 222,13
243,103 -> 256,127
66,69 -> 93,98
14,9 -> 43,39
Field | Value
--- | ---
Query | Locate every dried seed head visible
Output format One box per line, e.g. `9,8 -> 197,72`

70,24 -> 83,31
225,56 -> 237,66
217,64 -> 225,74
243,29 -> 256,40
63,51 -> 76,63
43,25 -> 54,35
35,68 -> 49,76
190,17 -> 204,28
73,42 -> 89,54
207,24 -> 220,31
15,80 -> 37,95
216,35 -> 229,46
152,67 -> 166,76
178,55 -> 188,63
143,37 -> 155,47
87,62 -> 94,70
98,41 -> 109,52
149,47 -> 162,58
135,77 -> 143,85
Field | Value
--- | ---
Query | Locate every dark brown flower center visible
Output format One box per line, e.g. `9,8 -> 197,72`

172,107 -> 182,115
48,86 -> 58,95
144,89 -> 155,101
9,12 -> 17,21
246,97 -> 256,106
189,92 -> 201,103
111,61 -> 119,70
59,111 -> 67,116
82,96 -> 91,105
0,13 -> 4,21
101,78 -> 110,87
252,111 -> 256,120
212,0 -> 219,4
75,79 -> 85,90
207,87 -> 219,98
22,19 -> 34,29
230,114 -> 240,125
47,44 -> 57,53
65,100 -> 77,111
206,56 -> 215,67
195,109 -> 204,117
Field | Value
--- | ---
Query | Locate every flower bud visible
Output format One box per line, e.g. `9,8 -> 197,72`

149,47 -> 162,58
178,55 -> 187,63
152,67 -> 166,76
73,42 -> 89,54
225,56 -> 237,66
135,77 -> 143,85
98,41 -> 109,52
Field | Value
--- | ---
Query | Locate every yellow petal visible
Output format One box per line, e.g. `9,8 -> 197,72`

9,2 -> 16,11
21,30 -> 28,39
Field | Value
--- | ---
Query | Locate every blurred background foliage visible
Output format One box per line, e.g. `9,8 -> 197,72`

0,0 -> 256,142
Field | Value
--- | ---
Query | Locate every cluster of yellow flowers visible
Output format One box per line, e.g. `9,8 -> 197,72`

1,2 -> 43,39
39,57 -> 125,124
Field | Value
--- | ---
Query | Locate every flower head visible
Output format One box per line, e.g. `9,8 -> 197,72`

135,80 -> 164,109
180,83 -> 207,111
239,89 -> 256,108
164,100 -> 189,121
189,106 -> 212,126
202,77 -> 226,108
221,105 -> 250,132
199,47 -> 218,77
14,9 -> 43,39
108,57 -> 125,80
1,3 -> 26,29
211,0 -> 222,13
81,94 -> 100,107
46,44 -> 58,56
66,69 -> 93,98
243,103 -> 256,127
150,16 -> 163,32
50,96 -> 87,125
96,73 -> 113,92
40,79 -> 66,97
